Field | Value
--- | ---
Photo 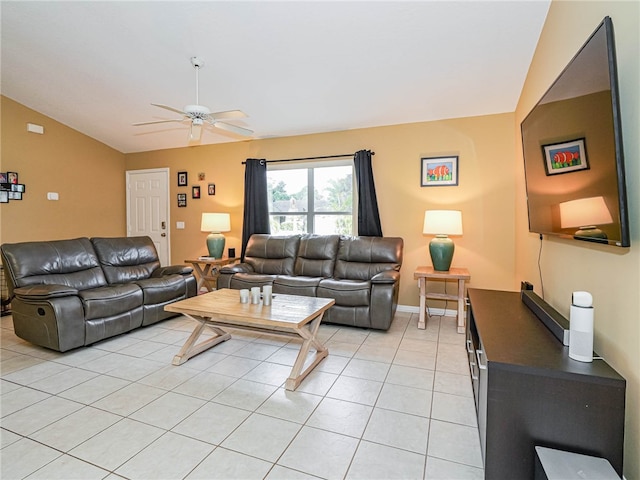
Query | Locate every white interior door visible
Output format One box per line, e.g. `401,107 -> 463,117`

126,168 -> 170,265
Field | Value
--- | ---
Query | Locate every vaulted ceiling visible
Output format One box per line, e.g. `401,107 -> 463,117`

1,1 -> 550,154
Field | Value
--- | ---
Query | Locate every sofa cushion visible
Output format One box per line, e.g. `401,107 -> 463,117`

230,273 -> 277,289
91,236 -> 161,284
294,235 -> 340,277
134,274 -> 186,305
1,238 -> 107,293
244,234 -> 300,275
79,284 -> 143,320
317,279 -> 371,307
273,276 -> 322,297
333,236 -> 403,280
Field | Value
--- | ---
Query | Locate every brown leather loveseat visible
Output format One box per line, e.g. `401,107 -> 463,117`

217,234 -> 403,330
1,236 -> 197,352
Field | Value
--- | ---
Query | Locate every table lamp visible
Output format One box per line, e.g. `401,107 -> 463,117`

423,210 -> 463,271
559,196 -> 613,240
201,213 -> 231,258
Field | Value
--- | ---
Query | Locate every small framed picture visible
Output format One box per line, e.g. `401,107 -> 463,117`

192,186 -> 201,199
12,184 -> 25,193
0,183 -> 11,191
208,183 -> 216,196
8,191 -> 22,200
7,172 -> 18,184
177,193 -> 187,207
177,171 -> 188,186
0,191 -> 8,203
0,173 -> 7,183
421,156 -> 459,187
542,138 -> 589,175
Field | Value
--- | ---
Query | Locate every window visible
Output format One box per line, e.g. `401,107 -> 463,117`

267,161 -> 355,235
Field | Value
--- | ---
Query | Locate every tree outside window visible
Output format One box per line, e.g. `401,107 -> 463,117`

267,163 -> 354,235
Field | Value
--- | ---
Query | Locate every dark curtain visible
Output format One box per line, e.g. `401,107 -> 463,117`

241,159 -> 270,259
354,149 -> 383,236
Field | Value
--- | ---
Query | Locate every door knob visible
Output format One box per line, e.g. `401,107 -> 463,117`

161,233 -> 166,237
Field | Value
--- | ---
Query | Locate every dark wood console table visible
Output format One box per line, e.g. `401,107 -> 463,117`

466,288 -> 625,479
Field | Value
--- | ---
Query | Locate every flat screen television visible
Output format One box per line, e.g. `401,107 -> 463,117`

521,16 -> 630,247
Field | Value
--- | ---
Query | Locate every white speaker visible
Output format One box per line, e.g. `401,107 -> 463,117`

569,291 -> 594,363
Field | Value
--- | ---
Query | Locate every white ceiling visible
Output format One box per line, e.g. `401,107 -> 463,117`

1,1 -> 550,154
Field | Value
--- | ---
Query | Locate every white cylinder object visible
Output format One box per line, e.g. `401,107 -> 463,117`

263,285 -> 272,306
251,287 -> 261,304
239,289 -> 249,304
569,291 -> 594,363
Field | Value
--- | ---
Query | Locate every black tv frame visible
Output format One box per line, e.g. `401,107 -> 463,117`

521,16 -> 630,248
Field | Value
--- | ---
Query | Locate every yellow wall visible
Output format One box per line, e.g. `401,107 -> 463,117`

125,113 -> 517,307
0,97 -> 126,244
515,2 -> 640,478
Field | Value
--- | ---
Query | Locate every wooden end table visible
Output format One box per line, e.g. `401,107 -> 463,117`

184,257 -> 239,292
164,289 -> 335,391
414,266 -> 470,333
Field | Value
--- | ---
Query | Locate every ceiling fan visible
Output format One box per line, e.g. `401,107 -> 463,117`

133,57 -> 252,141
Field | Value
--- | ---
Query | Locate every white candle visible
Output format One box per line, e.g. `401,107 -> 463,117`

239,289 -> 249,304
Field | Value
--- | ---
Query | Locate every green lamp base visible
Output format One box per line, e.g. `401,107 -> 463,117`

429,235 -> 455,271
574,226 -> 608,240
206,233 -> 226,259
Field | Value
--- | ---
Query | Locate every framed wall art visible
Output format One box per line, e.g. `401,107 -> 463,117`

421,156 -> 459,187
177,193 -> 187,207
192,186 -> 201,199
177,171 -> 188,186
208,184 -> 216,195
542,138 -> 589,175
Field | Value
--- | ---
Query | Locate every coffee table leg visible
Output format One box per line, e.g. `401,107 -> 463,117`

172,315 -> 231,366
285,312 -> 328,391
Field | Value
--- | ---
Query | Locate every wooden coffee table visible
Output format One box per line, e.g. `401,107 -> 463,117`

164,288 -> 335,390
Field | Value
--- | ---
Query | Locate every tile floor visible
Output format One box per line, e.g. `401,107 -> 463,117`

0,310 -> 483,479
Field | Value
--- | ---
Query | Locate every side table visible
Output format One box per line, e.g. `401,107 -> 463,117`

184,257 -> 239,292
414,266 -> 470,333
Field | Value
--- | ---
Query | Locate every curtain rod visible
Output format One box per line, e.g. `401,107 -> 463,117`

242,152 -> 374,165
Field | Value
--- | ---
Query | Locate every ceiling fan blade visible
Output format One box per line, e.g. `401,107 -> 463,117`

151,103 -> 187,116
132,119 -> 183,126
189,122 -> 203,141
210,110 -> 247,120
213,121 -> 253,137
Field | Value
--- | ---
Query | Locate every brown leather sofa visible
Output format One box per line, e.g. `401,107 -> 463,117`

1,236 -> 197,352
217,234 -> 403,330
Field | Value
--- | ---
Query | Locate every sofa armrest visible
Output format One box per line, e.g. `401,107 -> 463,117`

220,263 -> 255,274
371,270 -> 400,284
14,284 -> 79,300
152,265 -> 193,277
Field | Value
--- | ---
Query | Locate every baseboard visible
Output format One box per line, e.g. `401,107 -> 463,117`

396,304 -> 457,317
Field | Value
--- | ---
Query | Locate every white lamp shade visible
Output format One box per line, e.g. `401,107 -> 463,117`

559,197 -> 613,228
201,213 -> 231,233
423,210 -> 463,235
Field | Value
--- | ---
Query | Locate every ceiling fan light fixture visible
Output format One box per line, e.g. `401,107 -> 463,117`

190,119 -> 203,141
